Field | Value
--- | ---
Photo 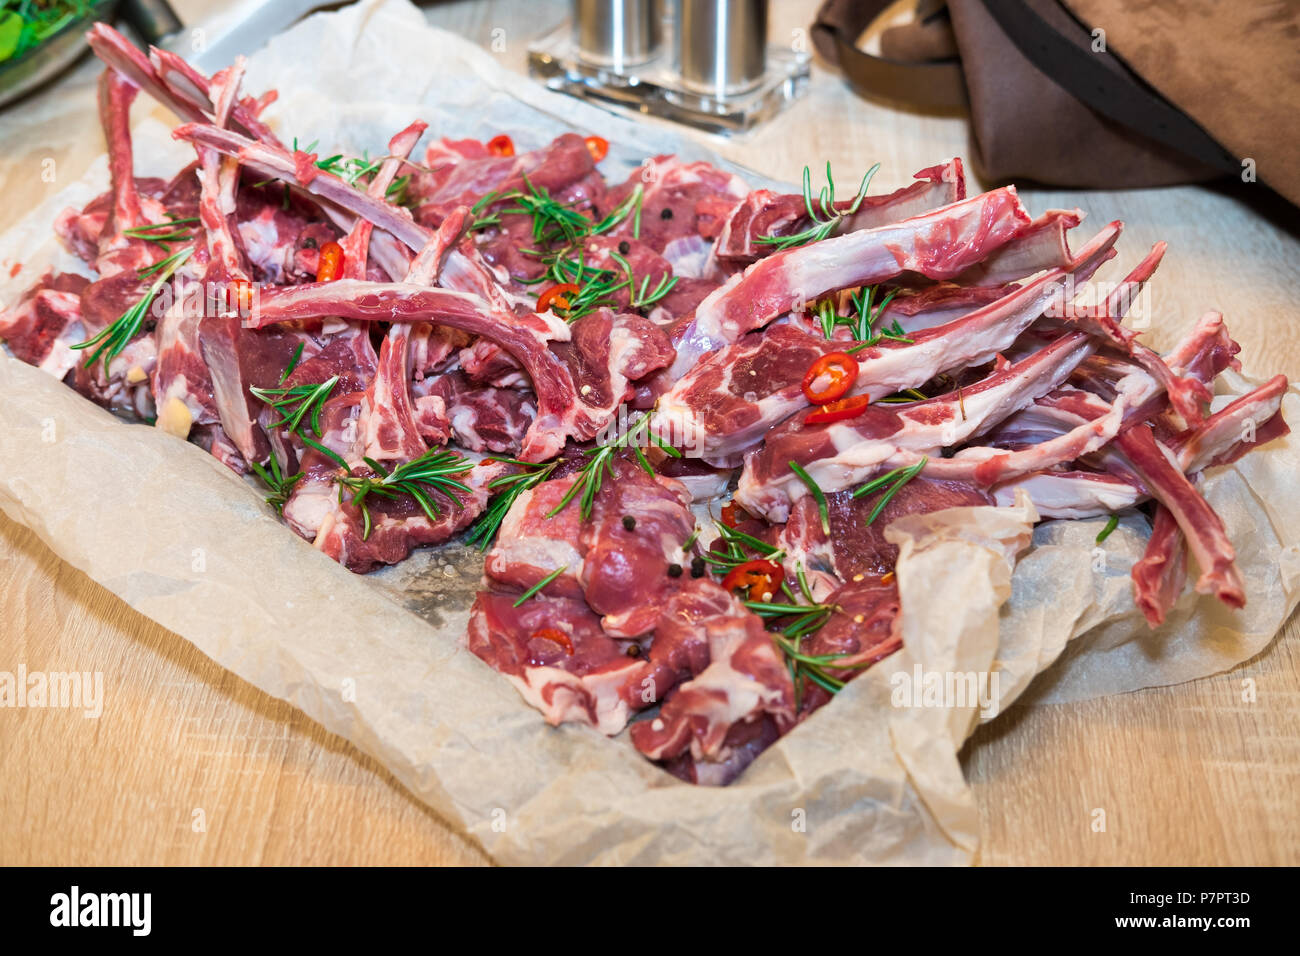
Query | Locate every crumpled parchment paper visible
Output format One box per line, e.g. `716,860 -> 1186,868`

1,0 -> 1297,865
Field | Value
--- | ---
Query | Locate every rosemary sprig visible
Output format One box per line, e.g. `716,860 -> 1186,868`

465,458 -> 558,551
513,565 -> 569,607
288,138 -> 411,204
775,630 -> 861,666
814,298 -> 839,339
755,161 -> 880,251
537,252 -> 629,321
746,598 -> 837,621
302,434 -> 348,470
1096,514 -> 1120,544
137,244 -> 197,280
702,520 -> 784,573
841,286 -> 911,353
590,184 -> 644,239
249,375 -> 339,438
875,388 -> 930,404
335,449 -> 475,540
796,565 -> 816,603
299,138 -> 379,187
122,215 -> 199,250
852,457 -> 928,524
546,413 -> 680,521
810,284 -> 909,350
72,246 -> 193,369
740,564 -> 864,703
609,250 -> 678,310
502,175 -> 592,246
527,246 -> 676,322
385,173 -> 411,206
849,284 -> 903,340
845,323 -> 912,353
468,189 -> 505,231
279,342 -> 305,383
774,629 -> 881,695
471,177 -> 655,318
248,454 -> 302,514
315,154 -> 378,185
474,180 -> 644,244
788,460 -> 830,535
476,179 -> 647,312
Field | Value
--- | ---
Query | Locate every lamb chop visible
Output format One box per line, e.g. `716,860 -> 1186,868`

654,218 -> 1120,463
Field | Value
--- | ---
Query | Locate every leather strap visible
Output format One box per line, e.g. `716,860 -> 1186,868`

980,0 -> 1239,174
811,0 -> 968,110
813,0 -> 1238,175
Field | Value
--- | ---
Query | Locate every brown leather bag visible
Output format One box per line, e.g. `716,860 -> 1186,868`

812,0 -> 1299,205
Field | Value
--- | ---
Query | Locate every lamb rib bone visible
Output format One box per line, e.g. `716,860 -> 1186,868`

1173,374 -> 1288,473
186,123 -> 659,462
736,330 -> 1097,522
670,185 -> 1034,377
654,220 -> 1121,462
172,121 -> 580,306
1050,241 -> 1211,425
1131,504 -> 1189,627
990,470 -> 1143,517
173,122 -> 430,251
357,123 -> 433,463
341,121 -> 427,280
87,25 -> 278,145
249,280 -> 590,461
1113,424 -> 1245,608
713,158 -> 965,264
990,367 -> 1286,520
950,208 -> 1081,287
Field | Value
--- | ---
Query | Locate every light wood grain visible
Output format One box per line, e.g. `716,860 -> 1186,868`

1,0 -> 1297,866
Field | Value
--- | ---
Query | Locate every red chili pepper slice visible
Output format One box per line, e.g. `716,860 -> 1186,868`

801,351 -> 858,405
316,241 -> 344,282
537,282 -> 580,314
530,627 -> 574,656
721,559 -> 784,599
229,278 -> 255,314
720,501 -> 750,529
583,135 -> 609,162
487,134 -> 515,157
805,393 -> 872,425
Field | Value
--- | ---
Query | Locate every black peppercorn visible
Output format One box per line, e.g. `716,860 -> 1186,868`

667,563 -> 683,578
617,240 -> 630,254
690,556 -> 706,578
660,207 -> 673,220
626,644 -> 641,657
302,236 -> 318,249
622,515 -> 636,531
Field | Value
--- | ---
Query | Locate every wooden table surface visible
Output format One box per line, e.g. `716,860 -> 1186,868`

2,0 -> 1297,866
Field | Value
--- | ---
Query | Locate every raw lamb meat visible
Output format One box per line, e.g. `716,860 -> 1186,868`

1,23 -> 1289,790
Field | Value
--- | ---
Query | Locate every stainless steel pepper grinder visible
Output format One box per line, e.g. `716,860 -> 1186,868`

529,0 -> 809,134
675,0 -> 768,98
574,0 -> 663,71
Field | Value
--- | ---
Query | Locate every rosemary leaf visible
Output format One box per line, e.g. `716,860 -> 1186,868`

513,565 -> 569,607
1096,514 -> 1120,544
788,460 -> 830,535
860,457 -> 928,525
